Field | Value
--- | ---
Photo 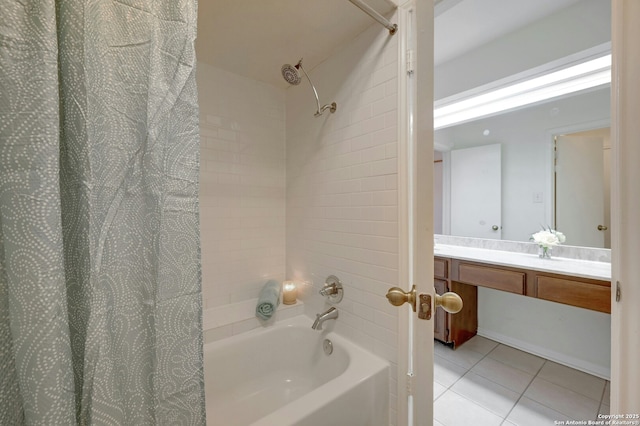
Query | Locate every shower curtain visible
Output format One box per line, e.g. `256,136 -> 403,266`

0,0 -> 205,424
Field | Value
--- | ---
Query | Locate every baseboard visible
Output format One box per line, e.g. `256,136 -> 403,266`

477,327 -> 611,380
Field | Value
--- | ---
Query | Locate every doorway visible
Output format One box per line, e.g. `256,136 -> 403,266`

554,127 -> 611,248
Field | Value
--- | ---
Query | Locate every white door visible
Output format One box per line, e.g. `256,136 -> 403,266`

449,144 -> 502,239
392,3 -> 464,425
392,2 -> 433,425
555,133 -> 606,248
611,0 -> 640,411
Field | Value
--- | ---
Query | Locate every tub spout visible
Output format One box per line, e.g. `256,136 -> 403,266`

312,307 -> 338,330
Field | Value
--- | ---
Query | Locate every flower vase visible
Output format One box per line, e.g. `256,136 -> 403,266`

538,246 -> 552,259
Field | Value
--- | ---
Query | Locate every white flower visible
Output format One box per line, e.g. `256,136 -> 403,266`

531,228 -> 566,248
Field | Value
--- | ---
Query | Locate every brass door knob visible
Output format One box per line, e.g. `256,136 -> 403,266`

386,285 -> 416,312
597,224 -> 608,231
435,292 -> 463,314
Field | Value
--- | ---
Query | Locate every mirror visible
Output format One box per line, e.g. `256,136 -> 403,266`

433,0 -> 611,249
555,126 -> 611,248
433,88 -> 611,248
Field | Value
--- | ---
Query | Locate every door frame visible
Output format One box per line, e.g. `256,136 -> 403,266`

413,0 -> 435,424
394,0 -> 640,423
396,0 -> 435,424
610,0 -> 640,412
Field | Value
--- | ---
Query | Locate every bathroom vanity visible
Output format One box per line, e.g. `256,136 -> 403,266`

433,244 -> 611,348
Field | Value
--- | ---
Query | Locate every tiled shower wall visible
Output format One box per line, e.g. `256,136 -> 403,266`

197,62 -> 286,309
197,15 -> 402,423
285,19 -> 401,424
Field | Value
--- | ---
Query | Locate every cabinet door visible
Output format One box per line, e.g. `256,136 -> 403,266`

434,279 -> 448,342
449,281 -> 478,348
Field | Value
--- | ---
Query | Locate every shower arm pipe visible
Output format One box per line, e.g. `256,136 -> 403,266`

297,62 -> 337,117
347,0 -> 398,35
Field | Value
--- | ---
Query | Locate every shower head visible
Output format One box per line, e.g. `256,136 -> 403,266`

281,58 -> 337,117
281,62 -> 301,86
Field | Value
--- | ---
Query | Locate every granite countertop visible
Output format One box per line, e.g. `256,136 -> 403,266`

434,244 -> 611,281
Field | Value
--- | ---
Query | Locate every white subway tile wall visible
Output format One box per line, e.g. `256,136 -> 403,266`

285,19 -> 400,425
197,62 -> 287,309
197,14 -> 401,424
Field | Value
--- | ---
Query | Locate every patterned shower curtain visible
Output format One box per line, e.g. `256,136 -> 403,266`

0,0 -> 205,424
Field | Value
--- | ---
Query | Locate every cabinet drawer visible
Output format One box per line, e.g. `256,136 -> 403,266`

537,276 -> 611,313
458,263 -> 525,294
434,258 -> 448,279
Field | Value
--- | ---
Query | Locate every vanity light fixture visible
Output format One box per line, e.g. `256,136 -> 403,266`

434,53 -> 611,130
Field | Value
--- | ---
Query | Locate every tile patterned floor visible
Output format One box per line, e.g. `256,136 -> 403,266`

433,336 -> 610,426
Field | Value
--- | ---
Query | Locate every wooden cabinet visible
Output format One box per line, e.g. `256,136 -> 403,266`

433,257 -> 477,348
434,257 -> 448,279
433,256 -> 611,348
447,280 -> 478,347
457,263 -> 525,294
536,274 -> 611,313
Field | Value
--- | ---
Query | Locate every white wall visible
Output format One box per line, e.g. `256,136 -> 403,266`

285,20 -> 401,425
197,62 -> 286,309
435,0 -> 611,99
478,288 -> 611,379
434,0 -> 612,242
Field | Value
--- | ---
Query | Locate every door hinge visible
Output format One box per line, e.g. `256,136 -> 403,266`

616,281 -> 621,302
406,372 -> 414,395
406,49 -> 415,74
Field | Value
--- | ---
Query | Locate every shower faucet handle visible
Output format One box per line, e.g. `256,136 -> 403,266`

319,275 -> 343,303
319,283 -> 339,296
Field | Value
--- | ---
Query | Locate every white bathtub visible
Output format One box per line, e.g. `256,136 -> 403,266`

203,315 -> 389,426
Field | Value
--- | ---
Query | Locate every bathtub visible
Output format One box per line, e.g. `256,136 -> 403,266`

203,315 -> 389,426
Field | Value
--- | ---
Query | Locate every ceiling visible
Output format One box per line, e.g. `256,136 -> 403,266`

196,0 -> 584,88
196,0 -> 397,89
434,0 -> 583,65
